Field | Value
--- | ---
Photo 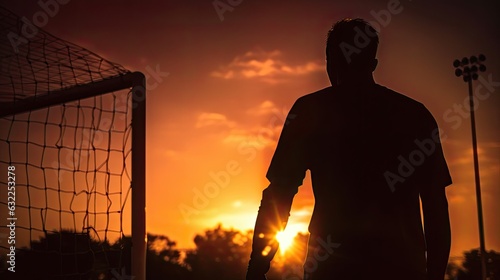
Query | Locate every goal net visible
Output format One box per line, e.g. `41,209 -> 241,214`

0,6 -> 146,280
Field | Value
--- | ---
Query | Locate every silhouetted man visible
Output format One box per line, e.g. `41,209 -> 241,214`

246,18 -> 452,280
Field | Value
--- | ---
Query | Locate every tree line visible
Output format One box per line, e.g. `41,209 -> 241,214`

0,224 -> 498,279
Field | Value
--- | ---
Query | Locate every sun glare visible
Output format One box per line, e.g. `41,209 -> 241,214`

276,229 -> 296,254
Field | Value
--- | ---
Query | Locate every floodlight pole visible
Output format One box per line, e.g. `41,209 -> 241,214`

454,55 -> 488,280
467,78 -> 487,280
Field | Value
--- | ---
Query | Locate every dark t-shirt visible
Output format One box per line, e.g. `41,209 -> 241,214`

266,83 -> 452,276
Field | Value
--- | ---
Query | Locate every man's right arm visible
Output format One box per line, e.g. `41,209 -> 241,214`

247,184 -> 296,280
420,186 -> 451,280
247,96 -> 311,279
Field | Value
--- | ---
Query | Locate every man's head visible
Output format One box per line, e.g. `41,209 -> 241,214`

326,18 -> 379,85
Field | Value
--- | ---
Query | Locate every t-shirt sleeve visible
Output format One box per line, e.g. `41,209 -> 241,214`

413,105 -> 452,190
266,97 -> 311,190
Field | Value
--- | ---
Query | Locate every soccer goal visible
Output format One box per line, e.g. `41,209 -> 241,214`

0,6 -> 146,280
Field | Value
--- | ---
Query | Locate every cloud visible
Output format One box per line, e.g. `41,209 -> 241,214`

163,149 -> 179,158
221,101 -> 290,148
222,128 -> 278,149
246,100 -> 280,117
482,141 -> 500,148
195,101 -> 291,150
445,140 -> 499,201
211,49 -> 323,83
195,112 -> 236,128
448,145 -> 499,168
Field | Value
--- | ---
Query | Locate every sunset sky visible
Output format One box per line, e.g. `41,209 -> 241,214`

4,0 -> 499,259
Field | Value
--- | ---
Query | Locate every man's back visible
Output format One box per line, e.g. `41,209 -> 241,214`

266,83 -> 451,278
246,18 -> 451,280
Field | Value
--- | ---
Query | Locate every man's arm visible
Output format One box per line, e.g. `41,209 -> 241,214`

246,96 -> 311,279
413,105 -> 452,279
420,186 -> 451,280
246,184 -> 297,280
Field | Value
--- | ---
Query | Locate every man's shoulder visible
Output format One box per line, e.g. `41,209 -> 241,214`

298,87 -> 332,100
278,87 -> 332,116
374,84 -> 435,116
375,84 -> 423,106
291,84 -> 433,116
375,85 -> 440,130
294,85 -> 425,108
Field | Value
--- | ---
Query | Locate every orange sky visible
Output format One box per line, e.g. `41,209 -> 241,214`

3,0 -> 499,259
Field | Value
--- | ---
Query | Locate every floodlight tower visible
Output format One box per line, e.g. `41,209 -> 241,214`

453,54 -> 488,280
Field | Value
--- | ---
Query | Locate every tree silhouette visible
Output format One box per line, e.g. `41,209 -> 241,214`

2,230 -> 96,280
445,260 -> 461,280
146,233 -> 191,279
9,226 -> 498,280
455,249 -> 500,280
0,230 -> 135,280
184,224 -> 253,280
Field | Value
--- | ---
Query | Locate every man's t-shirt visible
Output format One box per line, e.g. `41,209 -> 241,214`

266,83 -> 452,277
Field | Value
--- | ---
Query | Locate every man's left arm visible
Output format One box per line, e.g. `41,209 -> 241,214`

413,105 -> 453,280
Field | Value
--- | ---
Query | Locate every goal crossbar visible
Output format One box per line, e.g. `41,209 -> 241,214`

0,72 -> 144,118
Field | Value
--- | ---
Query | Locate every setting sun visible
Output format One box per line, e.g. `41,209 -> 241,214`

276,230 -> 294,253
276,225 -> 304,254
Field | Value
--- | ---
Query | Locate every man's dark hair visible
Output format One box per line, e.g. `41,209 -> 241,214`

326,18 -> 379,69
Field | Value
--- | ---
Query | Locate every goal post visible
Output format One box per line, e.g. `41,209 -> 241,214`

131,74 -> 147,280
0,5 -> 146,280
0,72 -> 147,279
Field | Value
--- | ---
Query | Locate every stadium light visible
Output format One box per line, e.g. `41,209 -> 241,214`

453,54 -> 487,280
